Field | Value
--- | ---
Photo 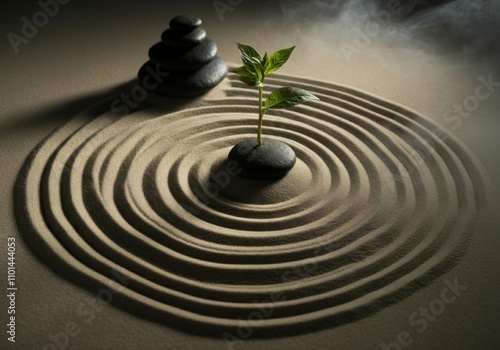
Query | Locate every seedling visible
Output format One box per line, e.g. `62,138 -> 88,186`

231,43 -> 319,146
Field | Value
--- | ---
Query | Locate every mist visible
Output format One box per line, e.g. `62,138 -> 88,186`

276,0 -> 500,63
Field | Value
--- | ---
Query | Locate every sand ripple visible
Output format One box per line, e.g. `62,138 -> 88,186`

15,74 -> 487,337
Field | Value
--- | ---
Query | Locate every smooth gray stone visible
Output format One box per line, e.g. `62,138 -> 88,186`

137,57 -> 228,97
161,27 -> 206,48
227,138 -> 296,179
169,15 -> 202,31
149,39 -> 217,72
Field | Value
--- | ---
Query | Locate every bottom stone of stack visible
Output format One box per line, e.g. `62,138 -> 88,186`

138,57 -> 228,97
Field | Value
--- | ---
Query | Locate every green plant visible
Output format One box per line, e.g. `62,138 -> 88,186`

231,43 -> 319,146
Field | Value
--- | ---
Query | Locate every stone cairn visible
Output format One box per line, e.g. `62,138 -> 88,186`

138,15 -> 227,97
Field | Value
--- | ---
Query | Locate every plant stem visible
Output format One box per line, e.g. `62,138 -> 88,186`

257,86 -> 264,146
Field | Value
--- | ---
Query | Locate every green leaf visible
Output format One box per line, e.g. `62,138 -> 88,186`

236,43 -> 261,61
236,43 -> 264,81
230,65 -> 252,77
238,75 -> 260,87
264,87 -> 319,110
265,46 -> 295,75
253,63 -> 264,82
230,65 -> 260,87
262,52 -> 269,67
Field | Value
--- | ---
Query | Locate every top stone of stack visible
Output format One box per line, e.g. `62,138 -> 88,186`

161,15 -> 207,48
169,15 -> 202,31
138,15 -> 227,97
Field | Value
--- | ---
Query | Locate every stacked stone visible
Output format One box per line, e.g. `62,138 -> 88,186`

138,15 -> 227,97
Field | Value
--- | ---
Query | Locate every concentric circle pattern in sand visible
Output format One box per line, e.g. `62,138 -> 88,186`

16,73 -> 486,336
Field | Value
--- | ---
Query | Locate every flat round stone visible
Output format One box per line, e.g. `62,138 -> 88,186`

149,39 -> 217,72
138,57 -> 227,96
161,27 -> 206,48
169,15 -> 202,31
227,138 -> 296,179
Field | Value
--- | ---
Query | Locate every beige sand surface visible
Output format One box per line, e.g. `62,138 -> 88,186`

1,1 -> 499,349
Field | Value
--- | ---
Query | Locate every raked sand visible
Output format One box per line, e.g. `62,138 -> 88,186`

14,71 -> 488,337
2,1 -> 500,349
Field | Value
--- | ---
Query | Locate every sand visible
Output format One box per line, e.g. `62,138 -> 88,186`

2,1 -> 500,349
13,71 -> 489,337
